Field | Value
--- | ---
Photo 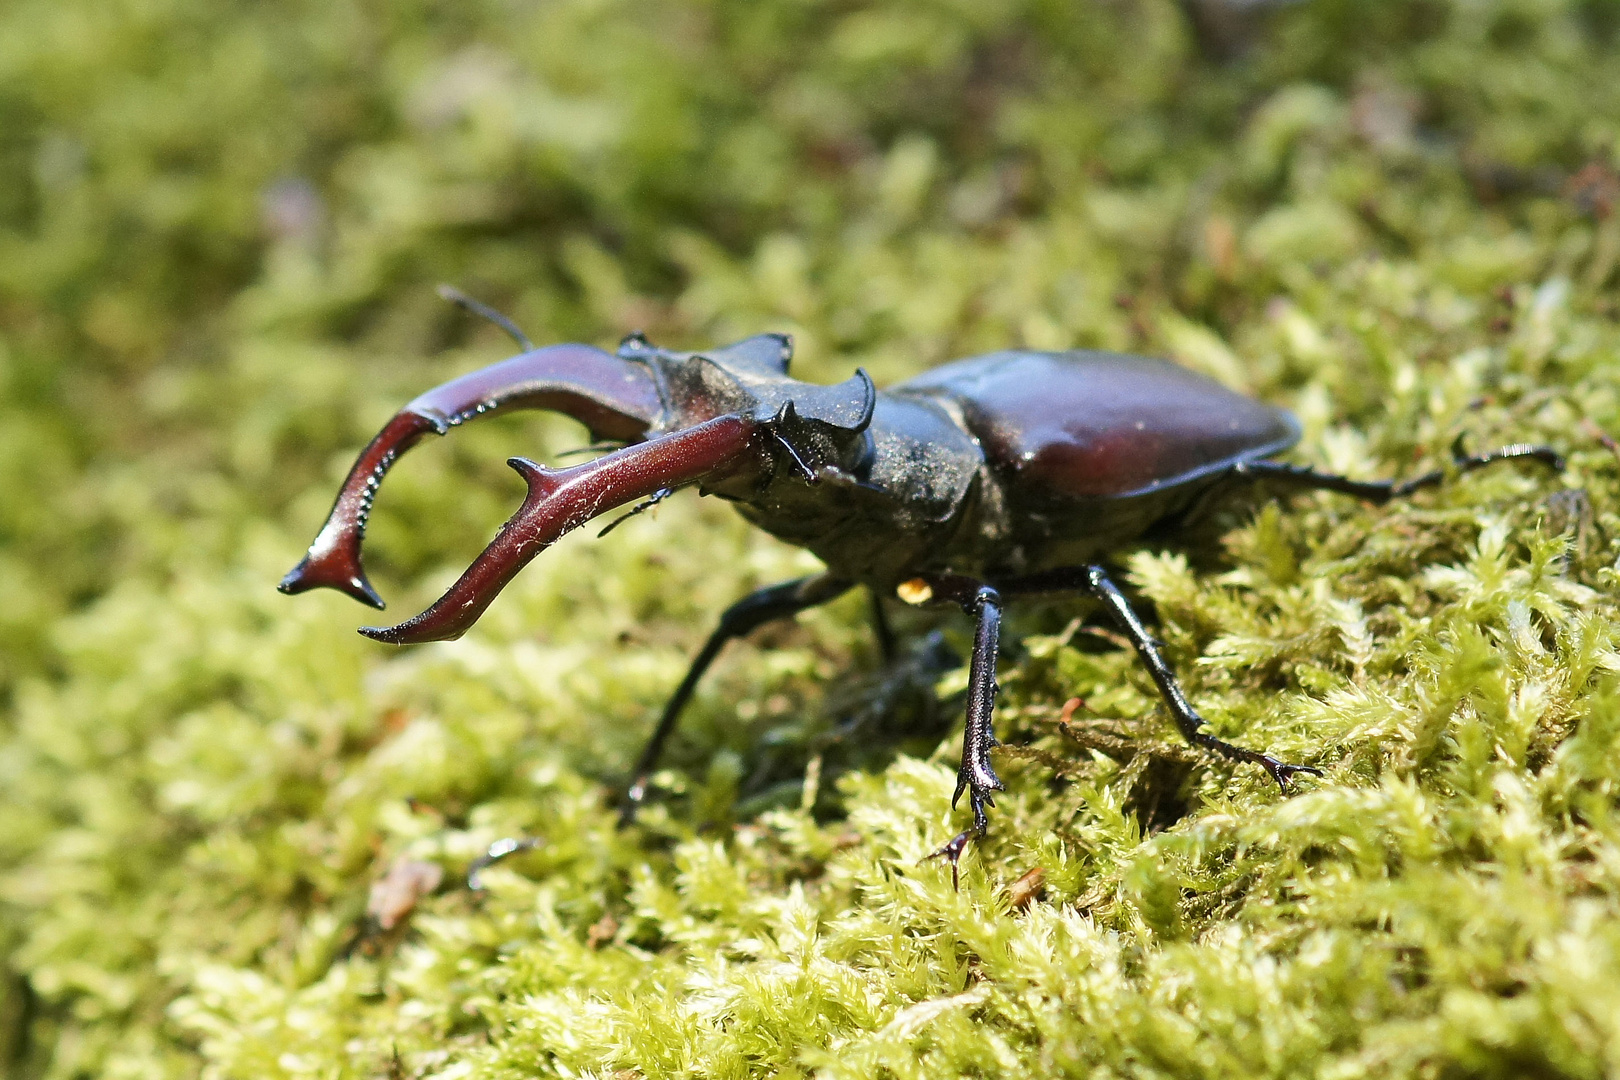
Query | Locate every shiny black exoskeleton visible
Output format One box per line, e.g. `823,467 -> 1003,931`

282,302 -> 1563,882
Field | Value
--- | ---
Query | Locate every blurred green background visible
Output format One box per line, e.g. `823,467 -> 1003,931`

6,0 -> 1620,1076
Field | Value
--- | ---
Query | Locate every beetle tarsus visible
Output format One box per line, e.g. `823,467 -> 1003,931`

933,773 -> 991,893
925,825 -> 979,892
1257,756 -> 1324,789
1186,731 -> 1323,789
928,780 -> 993,891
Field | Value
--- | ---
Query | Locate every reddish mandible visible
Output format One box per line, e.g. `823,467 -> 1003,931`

282,299 -> 1561,883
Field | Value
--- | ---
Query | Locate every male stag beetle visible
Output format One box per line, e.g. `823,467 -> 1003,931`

281,295 -> 1562,882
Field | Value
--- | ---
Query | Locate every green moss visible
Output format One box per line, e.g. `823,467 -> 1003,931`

5,0 -> 1620,1075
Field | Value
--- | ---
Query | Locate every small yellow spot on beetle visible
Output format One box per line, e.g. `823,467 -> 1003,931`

897,578 -> 933,605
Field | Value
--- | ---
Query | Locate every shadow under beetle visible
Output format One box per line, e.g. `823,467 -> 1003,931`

281,299 -> 1562,883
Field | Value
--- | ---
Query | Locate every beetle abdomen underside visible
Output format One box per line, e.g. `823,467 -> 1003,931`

898,351 -> 1299,502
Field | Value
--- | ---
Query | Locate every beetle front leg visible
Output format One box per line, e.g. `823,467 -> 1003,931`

900,574 -> 1005,888
868,588 -> 897,664
620,572 -> 854,825
1000,566 -> 1321,790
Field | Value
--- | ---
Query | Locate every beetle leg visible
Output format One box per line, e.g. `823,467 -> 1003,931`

999,566 -> 1322,790
903,574 -> 1005,888
869,588 -> 897,664
1233,438 -> 1563,504
620,572 -> 854,825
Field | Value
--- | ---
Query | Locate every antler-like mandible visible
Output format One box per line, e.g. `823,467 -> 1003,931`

279,343 -> 664,609
358,413 -> 758,644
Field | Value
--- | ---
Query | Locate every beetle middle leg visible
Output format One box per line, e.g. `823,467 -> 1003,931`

619,571 -> 854,824
999,565 -> 1322,790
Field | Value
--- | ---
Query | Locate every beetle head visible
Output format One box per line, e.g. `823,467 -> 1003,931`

619,332 -> 877,482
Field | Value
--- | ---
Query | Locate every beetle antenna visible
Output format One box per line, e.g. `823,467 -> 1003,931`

769,401 -> 819,482
436,284 -> 535,351
772,432 -> 818,481
598,487 -> 674,536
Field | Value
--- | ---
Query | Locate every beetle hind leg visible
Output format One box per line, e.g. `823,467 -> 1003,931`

1233,437 -> 1563,504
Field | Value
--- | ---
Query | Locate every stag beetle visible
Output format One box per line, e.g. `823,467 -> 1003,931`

281,297 -> 1562,881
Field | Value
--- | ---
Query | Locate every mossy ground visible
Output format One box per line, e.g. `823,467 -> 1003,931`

6,0 -> 1620,1076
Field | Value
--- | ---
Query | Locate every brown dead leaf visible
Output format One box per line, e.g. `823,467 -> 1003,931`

1008,866 -> 1046,910
368,858 -> 444,930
